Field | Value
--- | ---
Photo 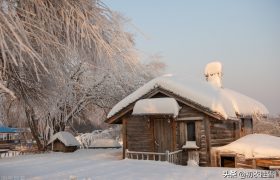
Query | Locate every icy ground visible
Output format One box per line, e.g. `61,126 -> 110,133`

0,149 -> 277,180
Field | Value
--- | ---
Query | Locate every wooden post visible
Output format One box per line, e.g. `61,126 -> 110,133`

195,121 -> 202,148
166,150 -> 169,162
125,149 -> 128,159
172,118 -> 177,151
204,117 -> 211,166
122,118 -> 128,159
151,118 -> 155,152
252,159 -> 256,169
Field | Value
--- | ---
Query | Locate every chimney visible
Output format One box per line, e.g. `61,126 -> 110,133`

204,61 -> 223,88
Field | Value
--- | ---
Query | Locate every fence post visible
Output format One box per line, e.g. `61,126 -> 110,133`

125,149 -> 129,159
165,150 -> 169,162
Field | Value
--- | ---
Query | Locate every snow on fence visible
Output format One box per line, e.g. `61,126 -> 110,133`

125,149 -> 182,165
168,150 -> 183,164
0,150 -> 47,159
0,150 -> 22,158
77,127 -> 121,148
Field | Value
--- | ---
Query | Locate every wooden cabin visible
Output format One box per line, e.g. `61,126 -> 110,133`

47,131 -> 80,152
105,76 -> 268,166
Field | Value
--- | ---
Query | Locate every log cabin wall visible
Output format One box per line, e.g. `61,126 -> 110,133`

209,118 -> 239,147
240,118 -> 253,137
176,103 -> 209,166
176,103 -> 240,166
125,115 -> 154,152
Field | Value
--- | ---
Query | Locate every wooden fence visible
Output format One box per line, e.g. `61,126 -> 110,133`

0,150 -> 46,159
125,149 -> 182,165
0,150 -> 21,158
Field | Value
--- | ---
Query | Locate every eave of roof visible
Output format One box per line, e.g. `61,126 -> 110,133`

106,76 -> 268,124
105,87 -> 225,124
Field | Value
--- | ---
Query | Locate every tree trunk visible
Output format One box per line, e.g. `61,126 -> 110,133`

24,104 -> 44,151
53,120 -> 66,134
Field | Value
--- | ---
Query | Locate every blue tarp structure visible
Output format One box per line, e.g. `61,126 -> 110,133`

0,126 -> 18,133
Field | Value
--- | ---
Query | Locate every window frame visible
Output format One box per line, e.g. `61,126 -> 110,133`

185,121 -> 196,141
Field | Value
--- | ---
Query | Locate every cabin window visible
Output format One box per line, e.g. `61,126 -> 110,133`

186,121 -> 196,141
220,155 -> 236,168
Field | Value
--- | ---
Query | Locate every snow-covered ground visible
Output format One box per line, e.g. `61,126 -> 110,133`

0,149 -> 277,180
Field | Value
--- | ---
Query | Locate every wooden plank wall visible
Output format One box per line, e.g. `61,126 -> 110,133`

177,103 -> 203,119
241,118 -> 253,137
176,103 -> 240,166
153,118 -> 173,152
176,103 -> 208,166
126,116 -> 154,152
256,159 -> 280,168
209,119 -> 237,147
236,154 -> 255,169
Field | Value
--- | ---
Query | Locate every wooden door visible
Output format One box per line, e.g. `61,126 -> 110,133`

153,118 -> 173,153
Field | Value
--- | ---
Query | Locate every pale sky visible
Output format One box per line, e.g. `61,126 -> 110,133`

104,0 -> 280,115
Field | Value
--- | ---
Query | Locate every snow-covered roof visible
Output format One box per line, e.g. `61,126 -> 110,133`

107,76 -> 268,120
214,134 -> 280,159
132,98 -> 180,117
48,131 -> 80,146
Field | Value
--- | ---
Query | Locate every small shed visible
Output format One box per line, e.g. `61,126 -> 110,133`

211,134 -> 280,169
48,131 -> 80,152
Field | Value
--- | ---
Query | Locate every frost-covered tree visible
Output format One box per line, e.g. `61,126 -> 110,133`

40,57 -> 165,138
0,0 -> 139,150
